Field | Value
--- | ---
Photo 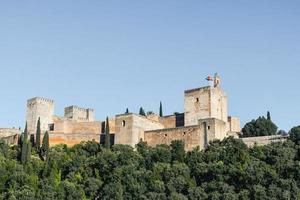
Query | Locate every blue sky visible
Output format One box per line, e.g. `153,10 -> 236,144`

0,1 -> 299,131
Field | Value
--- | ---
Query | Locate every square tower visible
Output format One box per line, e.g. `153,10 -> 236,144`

64,106 -> 95,122
115,113 -> 164,147
26,97 -> 54,134
184,85 -> 228,126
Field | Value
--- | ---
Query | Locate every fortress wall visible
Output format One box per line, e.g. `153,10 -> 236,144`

115,114 -> 164,147
146,114 -> 160,122
241,135 -> 288,147
199,118 -> 227,141
145,125 -> 205,151
0,128 -> 21,138
47,132 -> 100,147
52,120 -> 101,134
228,116 -> 241,133
159,115 -> 177,128
108,118 -> 116,133
0,129 -> 21,146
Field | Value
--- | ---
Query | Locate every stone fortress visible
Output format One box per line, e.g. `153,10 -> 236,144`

24,73 -> 242,150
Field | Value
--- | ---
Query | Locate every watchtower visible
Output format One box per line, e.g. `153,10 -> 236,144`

26,97 -> 54,134
184,74 -> 228,126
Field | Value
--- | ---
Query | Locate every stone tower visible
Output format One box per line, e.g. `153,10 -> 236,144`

64,106 -> 95,122
26,97 -> 54,134
184,74 -> 228,126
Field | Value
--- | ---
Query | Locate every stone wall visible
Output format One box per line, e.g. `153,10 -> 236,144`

227,116 -> 241,133
199,118 -> 227,141
159,115 -> 177,128
26,97 -> 54,134
0,128 -> 21,146
145,125 -> 205,151
241,135 -> 288,147
52,119 -> 101,134
115,113 -> 164,147
47,132 -> 100,147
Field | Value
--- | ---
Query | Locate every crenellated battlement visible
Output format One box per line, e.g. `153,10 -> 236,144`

65,105 -> 94,112
27,97 -> 54,105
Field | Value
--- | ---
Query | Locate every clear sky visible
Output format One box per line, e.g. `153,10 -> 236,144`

0,1 -> 299,131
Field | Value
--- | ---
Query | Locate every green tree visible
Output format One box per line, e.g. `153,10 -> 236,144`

289,126 -> 300,144
241,114 -> 278,137
171,140 -> 185,163
24,122 -> 28,134
104,117 -> 110,148
267,111 -> 271,121
29,134 -> 35,147
159,101 -> 163,117
21,140 -> 28,164
41,131 -> 50,157
23,122 -> 28,145
36,117 -> 41,149
26,142 -> 31,163
125,108 -> 129,114
101,182 -> 123,200
139,107 -> 146,116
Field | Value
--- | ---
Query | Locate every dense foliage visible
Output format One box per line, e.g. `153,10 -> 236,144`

241,112 -> 278,137
0,126 -> 300,200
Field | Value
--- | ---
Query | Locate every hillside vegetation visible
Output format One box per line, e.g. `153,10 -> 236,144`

0,126 -> 299,200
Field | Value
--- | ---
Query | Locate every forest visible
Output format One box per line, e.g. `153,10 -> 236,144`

0,123 -> 300,200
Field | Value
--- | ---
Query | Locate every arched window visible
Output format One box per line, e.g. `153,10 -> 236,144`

122,120 -> 126,127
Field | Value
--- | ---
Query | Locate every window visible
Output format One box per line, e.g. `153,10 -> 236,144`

183,132 -> 186,136
207,126 -> 211,130
48,124 -> 54,131
196,98 -> 199,102
164,134 -> 168,138
122,120 -> 126,127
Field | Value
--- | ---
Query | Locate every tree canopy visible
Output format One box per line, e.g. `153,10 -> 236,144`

241,112 -> 278,137
0,124 -> 299,199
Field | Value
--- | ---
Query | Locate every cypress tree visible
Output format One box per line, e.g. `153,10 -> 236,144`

267,111 -> 271,121
159,101 -> 163,117
42,131 -> 50,157
24,122 -> 28,143
36,117 -> 41,149
26,142 -> 31,163
125,108 -> 129,114
139,107 -> 146,116
24,122 -> 28,134
18,133 -> 24,146
104,117 -> 110,148
21,140 -> 27,164
19,122 -> 28,147
30,134 -> 35,146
